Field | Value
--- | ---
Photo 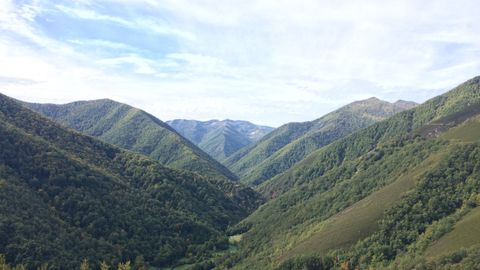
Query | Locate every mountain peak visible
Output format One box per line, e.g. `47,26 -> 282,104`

68,98 -> 117,105
393,100 -> 418,110
352,97 -> 385,105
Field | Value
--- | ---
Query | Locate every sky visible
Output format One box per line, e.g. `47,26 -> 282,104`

1,0 -> 480,126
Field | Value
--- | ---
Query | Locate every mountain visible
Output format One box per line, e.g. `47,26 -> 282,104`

393,99 -> 419,110
224,97 -> 417,186
0,93 -> 261,269
23,99 -> 238,181
220,76 -> 480,269
5,76 -> 480,270
167,119 -> 274,162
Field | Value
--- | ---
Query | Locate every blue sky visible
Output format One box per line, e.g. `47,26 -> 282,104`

1,0 -> 480,126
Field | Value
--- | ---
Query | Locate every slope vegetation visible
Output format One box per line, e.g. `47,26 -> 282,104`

424,207 -> 480,259
24,99 -> 237,181
0,94 -> 260,269
225,98 -> 416,186
167,119 -> 274,162
222,76 -> 480,269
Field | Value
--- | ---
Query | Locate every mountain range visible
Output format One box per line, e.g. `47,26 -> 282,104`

224,76 -> 480,269
1,76 -> 480,270
24,99 -> 238,181
225,98 -> 417,186
167,119 -> 274,162
0,93 -> 261,269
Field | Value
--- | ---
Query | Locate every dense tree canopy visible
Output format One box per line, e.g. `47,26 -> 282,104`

0,94 -> 260,269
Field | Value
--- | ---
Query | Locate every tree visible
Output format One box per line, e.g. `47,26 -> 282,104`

133,256 -> 148,270
0,254 -> 10,270
80,259 -> 89,270
37,263 -> 48,270
100,261 -> 109,270
117,261 -> 131,270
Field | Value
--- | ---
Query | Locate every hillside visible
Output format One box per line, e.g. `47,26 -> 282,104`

225,97 -> 417,186
167,119 -> 274,162
23,99 -> 238,181
0,93 -> 261,269
219,76 -> 480,269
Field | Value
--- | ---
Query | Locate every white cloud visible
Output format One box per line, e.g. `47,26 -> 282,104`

97,55 -> 157,75
55,4 -> 196,40
55,4 -> 131,25
0,0 -> 479,126
68,39 -> 140,51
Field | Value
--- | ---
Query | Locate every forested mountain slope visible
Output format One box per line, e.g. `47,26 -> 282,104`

0,93 -> 261,269
24,99 -> 238,181
167,119 -> 273,162
221,76 -> 480,269
225,98 -> 416,186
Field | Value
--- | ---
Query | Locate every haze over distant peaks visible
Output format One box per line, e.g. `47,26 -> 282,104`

393,99 -> 419,110
167,119 -> 274,162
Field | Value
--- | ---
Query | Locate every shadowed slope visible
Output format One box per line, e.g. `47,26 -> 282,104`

24,99 -> 238,181
0,93 -> 260,269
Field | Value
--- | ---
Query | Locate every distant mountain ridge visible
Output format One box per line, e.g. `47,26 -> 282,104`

23,99 -> 238,181
167,119 -> 274,162
224,97 -> 417,185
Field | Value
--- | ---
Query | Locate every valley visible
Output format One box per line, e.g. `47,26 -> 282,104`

2,1 -> 480,269
1,76 -> 480,270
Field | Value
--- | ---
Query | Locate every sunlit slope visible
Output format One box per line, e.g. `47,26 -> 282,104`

225,76 -> 480,269
442,114 -> 480,143
280,108 -> 480,263
281,148 -> 448,261
424,207 -> 480,259
259,77 -> 480,198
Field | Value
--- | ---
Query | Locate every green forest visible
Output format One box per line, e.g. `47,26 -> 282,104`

0,94 -> 260,269
1,76 -> 480,269
24,100 -> 238,181
224,98 -> 416,186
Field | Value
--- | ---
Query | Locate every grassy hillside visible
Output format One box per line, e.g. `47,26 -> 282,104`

24,99 -> 238,181
442,114 -> 480,142
219,76 -> 480,269
259,77 -> 480,197
0,93 -> 261,269
167,119 -> 274,162
281,147 -> 447,261
225,98 -> 416,186
424,207 -> 480,259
